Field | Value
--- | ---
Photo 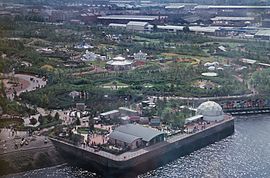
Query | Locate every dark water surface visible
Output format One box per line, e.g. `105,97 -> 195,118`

5,115 -> 270,178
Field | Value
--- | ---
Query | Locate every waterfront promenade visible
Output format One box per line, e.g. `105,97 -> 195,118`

51,116 -> 233,162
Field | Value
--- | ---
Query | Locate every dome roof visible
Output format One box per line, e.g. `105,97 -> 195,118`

106,60 -> 133,66
196,101 -> 224,121
208,66 -> 215,71
113,56 -> 125,61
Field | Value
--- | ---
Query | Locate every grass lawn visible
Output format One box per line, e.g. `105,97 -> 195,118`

133,36 -> 161,44
77,127 -> 89,134
89,61 -> 106,68
38,120 -> 62,129
0,118 -> 24,128
100,81 -> 129,89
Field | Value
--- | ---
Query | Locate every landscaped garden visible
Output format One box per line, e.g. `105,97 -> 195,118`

1,17 -> 268,115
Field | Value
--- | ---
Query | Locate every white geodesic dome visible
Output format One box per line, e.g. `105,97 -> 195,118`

196,101 -> 224,122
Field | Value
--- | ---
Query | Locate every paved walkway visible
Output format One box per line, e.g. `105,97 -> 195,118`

0,128 -> 49,154
23,108 -> 73,127
4,74 -> 47,100
55,117 -> 233,161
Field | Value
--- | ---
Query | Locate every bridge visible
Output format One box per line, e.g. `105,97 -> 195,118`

223,107 -> 270,115
150,96 -> 270,116
220,98 -> 270,115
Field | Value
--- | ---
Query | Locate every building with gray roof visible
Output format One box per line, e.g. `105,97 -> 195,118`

98,15 -> 159,21
108,23 -> 127,29
119,107 -> 138,116
109,130 -> 142,150
100,110 -> 120,120
255,29 -> 270,40
109,130 -> 141,144
157,25 -> 219,34
115,124 -> 165,145
211,16 -> 255,21
126,21 -> 153,32
106,56 -> 133,71
211,16 -> 255,27
195,5 -> 270,10
98,15 -> 167,24
165,4 -> 184,9
108,21 -> 153,32
262,19 -> 270,28
108,124 -> 165,149
195,6 -> 270,19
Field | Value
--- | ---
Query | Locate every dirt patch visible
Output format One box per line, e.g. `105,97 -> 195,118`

3,78 -> 30,95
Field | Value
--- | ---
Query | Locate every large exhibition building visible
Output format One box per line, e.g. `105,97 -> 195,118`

106,56 -> 133,71
108,124 -> 165,150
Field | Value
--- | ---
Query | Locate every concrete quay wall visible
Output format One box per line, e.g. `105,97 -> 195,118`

117,119 -> 234,174
0,145 -> 65,176
51,119 -> 234,176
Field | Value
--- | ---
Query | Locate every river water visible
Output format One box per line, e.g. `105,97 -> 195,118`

5,115 -> 270,178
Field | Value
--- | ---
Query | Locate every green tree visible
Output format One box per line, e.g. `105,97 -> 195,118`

112,81 -> 118,90
76,118 -> 81,125
88,117 -> 95,131
30,117 -> 37,125
41,94 -> 49,108
183,26 -> 190,33
47,114 -> 53,123
38,114 -> 44,124
54,112 -> 60,121
161,107 -> 173,123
